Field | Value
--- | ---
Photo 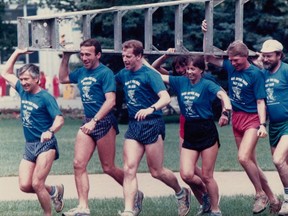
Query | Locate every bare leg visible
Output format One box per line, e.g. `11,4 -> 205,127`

201,143 -> 220,212
146,135 -> 181,193
97,127 -> 124,185
180,148 -> 206,204
272,135 -> 288,188
73,130 -> 96,208
122,139 -> 145,212
235,129 -> 266,197
19,150 -> 56,216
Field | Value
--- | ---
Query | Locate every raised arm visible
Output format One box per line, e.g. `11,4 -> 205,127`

142,58 -> 170,84
59,52 -> 73,84
202,20 -> 224,67
1,48 -> 31,88
152,48 -> 176,75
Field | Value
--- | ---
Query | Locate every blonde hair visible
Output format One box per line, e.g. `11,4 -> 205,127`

227,40 -> 249,57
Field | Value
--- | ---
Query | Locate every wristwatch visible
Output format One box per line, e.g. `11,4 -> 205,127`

93,117 -> 98,123
222,111 -> 229,117
48,128 -> 54,135
259,123 -> 267,127
150,106 -> 157,112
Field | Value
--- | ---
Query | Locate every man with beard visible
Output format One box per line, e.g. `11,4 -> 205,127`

260,39 -> 288,215
202,20 -> 281,214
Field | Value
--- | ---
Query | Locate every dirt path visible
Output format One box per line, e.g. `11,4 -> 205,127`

0,171 -> 283,201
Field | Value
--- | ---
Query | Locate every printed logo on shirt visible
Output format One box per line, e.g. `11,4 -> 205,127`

125,79 -> 140,106
22,100 -> 39,128
231,77 -> 248,102
81,77 -> 97,102
181,91 -> 199,118
265,78 -> 279,104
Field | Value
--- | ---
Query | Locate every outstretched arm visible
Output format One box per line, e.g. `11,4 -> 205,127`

142,58 -> 170,84
1,48 -> 32,88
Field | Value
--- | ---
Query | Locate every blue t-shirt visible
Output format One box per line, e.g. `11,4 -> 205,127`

69,63 -> 116,118
15,81 -> 62,142
223,59 -> 266,113
263,62 -> 288,123
169,76 -> 221,120
115,65 -> 167,119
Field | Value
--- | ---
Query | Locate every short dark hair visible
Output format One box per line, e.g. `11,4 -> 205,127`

17,64 -> 40,79
80,38 -> 102,54
122,40 -> 144,56
171,55 -> 188,75
188,55 -> 206,71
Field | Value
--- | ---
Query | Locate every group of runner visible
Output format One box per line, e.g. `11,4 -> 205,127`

2,19 -> 288,216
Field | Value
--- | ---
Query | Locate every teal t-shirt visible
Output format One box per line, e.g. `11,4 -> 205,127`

263,62 -> 288,123
223,59 -> 266,113
69,63 -> 116,118
15,81 -> 62,142
115,65 -> 166,119
169,76 -> 220,120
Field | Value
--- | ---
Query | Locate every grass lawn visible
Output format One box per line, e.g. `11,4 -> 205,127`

0,118 -> 276,176
0,195 -> 276,216
0,118 -> 279,215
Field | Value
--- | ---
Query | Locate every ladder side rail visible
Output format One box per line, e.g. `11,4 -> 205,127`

17,18 -> 29,49
204,0 -> 214,54
144,7 -> 158,52
175,4 -> 189,51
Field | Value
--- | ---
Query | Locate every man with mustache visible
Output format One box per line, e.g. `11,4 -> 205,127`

260,39 -> 288,215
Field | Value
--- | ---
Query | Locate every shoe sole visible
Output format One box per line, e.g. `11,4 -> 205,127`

253,204 -> 269,214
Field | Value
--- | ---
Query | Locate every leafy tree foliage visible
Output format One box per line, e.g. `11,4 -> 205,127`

0,0 -> 17,62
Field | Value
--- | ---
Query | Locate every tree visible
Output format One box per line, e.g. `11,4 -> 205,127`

0,1 -> 17,63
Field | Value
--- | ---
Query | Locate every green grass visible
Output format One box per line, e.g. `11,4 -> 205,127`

0,195 -> 276,216
0,118 -> 278,215
0,118 -> 276,176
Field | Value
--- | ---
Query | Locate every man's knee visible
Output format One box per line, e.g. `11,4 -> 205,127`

273,154 -> 286,168
19,182 -> 33,193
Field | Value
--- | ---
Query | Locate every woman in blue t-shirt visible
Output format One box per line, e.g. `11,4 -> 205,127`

157,55 -> 231,216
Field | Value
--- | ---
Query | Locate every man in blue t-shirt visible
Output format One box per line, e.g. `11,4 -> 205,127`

202,20 -> 280,215
1,49 -> 65,215
59,39 -> 123,216
116,40 -> 190,216
260,39 -> 288,214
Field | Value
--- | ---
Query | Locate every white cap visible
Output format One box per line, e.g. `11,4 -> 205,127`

261,39 -> 283,53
